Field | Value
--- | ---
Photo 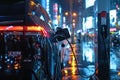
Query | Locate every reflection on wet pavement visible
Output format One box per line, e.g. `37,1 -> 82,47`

61,31 -> 120,80
62,75 -> 88,80
61,39 -> 96,80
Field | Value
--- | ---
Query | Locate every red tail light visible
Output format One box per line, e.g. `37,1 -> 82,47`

0,26 -> 50,37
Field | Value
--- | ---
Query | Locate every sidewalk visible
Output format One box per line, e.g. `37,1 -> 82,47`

61,38 -> 95,80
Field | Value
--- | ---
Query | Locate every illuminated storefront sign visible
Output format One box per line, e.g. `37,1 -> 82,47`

85,0 -> 95,8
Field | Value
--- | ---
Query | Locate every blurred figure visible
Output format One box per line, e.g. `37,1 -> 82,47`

61,43 -> 66,63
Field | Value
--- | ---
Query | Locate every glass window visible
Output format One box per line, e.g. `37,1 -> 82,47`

110,0 -> 120,79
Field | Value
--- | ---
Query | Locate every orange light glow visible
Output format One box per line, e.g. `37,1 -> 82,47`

14,66 -> 19,70
64,70 -> 68,74
0,26 -> 49,37
72,56 -> 75,61
7,65 -> 10,68
71,61 -> 76,67
0,26 -> 44,31
118,72 -> 120,76
30,1 -> 35,6
72,12 -> 77,17
27,26 -> 44,31
71,67 -> 76,75
6,26 -> 23,31
68,60 -> 71,64
65,12 -> 69,16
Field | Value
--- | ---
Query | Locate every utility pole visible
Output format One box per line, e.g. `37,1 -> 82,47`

70,0 -> 74,44
97,0 -> 110,80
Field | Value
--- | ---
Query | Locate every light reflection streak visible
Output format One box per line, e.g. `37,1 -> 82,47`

71,67 -> 76,75
71,61 -> 76,67
118,72 -> 120,76
64,69 -> 68,76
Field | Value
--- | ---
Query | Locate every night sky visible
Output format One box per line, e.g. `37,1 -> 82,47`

58,0 -> 82,13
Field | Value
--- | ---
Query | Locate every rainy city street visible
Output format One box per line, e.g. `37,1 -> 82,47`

61,36 -> 96,80
1,0 -> 120,80
61,34 -> 120,80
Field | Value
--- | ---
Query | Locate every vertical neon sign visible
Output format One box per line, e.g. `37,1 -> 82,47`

53,3 -> 58,30
46,0 -> 50,16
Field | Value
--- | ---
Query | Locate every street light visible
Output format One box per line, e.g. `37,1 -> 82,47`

64,12 -> 77,17
72,12 -> 77,17
64,12 -> 77,44
65,12 -> 69,16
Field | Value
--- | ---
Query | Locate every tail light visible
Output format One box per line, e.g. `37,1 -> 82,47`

0,26 -> 50,37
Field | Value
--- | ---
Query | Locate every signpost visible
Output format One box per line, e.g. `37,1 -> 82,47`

97,0 -> 110,80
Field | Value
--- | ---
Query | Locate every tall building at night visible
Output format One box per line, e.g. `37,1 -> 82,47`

39,0 -> 63,30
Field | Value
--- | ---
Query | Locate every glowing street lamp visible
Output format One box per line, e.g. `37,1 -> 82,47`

65,12 -> 69,16
64,12 -> 77,44
64,12 -> 77,17
72,12 -> 77,17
